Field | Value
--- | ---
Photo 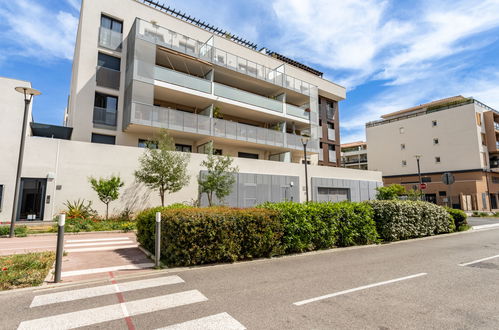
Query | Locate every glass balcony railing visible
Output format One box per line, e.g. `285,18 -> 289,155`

96,66 -> 121,90
494,122 -> 499,130
129,102 -> 318,152
213,83 -> 283,113
93,107 -> 117,126
286,104 -> 310,120
98,27 -> 122,51
154,66 -> 212,94
135,18 -> 314,96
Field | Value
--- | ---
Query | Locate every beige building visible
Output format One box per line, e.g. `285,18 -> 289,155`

341,141 -> 367,170
367,96 -> 499,211
66,0 -> 343,166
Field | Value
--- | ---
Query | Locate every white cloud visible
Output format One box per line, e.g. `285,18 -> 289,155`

0,0 -> 78,61
66,0 -> 81,12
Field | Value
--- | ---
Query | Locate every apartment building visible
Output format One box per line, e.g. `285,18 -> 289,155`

66,0 -> 343,165
366,96 -> 499,211
341,141 -> 367,170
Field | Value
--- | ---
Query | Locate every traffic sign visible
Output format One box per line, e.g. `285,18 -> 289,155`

442,172 -> 455,185
420,183 -> 427,190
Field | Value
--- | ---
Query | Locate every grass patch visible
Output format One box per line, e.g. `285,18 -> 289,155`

0,252 -> 55,290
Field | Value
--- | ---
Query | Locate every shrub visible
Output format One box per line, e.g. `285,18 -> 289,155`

64,199 -> 97,219
367,200 -> 454,241
0,226 -> 28,237
136,207 -> 283,266
375,184 -> 405,200
445,208 -> 468,231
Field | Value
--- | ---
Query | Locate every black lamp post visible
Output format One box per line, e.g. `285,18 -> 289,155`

301,136 -> 310,203
415,155 -> 422,200
9,87 -> 41,238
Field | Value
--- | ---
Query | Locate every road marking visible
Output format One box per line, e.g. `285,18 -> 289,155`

472,223 -> 499,231
66,237 -> 132,243
293,273 -> 428,306
61,263 -> 154,277
109,271 -> 135,330
30,275 -> 184,307
157,312 -> 246,330
65,241 -> 133,247
18,290 -> 208,330
65,244 -> 138,253
459,254 -> 499,266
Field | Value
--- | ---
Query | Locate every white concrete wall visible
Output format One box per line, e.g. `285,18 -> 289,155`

0,136 -> 381,222
367,103 -> 484,175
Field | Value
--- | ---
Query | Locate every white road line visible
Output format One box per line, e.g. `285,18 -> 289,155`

30,276 -> 184,307
65,244 -> 138,253
65,241 -> 132,247
18,290 -> 208,330
157,312 -> 246,330
293,273 -> 428,306
61,263 -> 154,277
459,254 -> 499,266
66,237 -> 132,243
472,223 -> 499,230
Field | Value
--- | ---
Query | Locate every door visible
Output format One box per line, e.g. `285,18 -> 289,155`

424,193 -> 437,204
317,187 -> 350,202
18,178 -> 46,221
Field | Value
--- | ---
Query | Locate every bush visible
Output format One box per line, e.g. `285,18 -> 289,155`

136,207 -> 283,266
0,225 -> 28,237
445,208 -> 468,231
367,200 -> 454,241
375,184 -> 405,200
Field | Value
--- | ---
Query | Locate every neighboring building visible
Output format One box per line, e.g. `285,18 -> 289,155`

366,96 -> 499,211
66,0 -> 343,166
341,141 -> 367,170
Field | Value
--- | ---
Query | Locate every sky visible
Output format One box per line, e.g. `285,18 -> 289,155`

1,0 -> 499,143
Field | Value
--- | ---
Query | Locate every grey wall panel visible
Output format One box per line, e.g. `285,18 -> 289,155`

311,177 -> 382,203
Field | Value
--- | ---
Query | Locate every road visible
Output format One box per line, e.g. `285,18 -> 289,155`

467,216 -> 499,226
1,227 -> 499,329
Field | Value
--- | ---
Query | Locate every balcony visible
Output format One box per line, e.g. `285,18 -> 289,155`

328,128 -> 335,140
93,107 -> 117,127
154,66 -> 212,94
99,27 -> 122,51
129,102 -> 317,152
96,66 -> 120,90
135,18 -> 314,96
286,104 -> 310,120
495,122 -> 499,130
213,83 -> 283,113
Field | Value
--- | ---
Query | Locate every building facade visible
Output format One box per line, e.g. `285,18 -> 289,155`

341,141 -> 367,170
366,96 -> 499,211
66,0 -> 343,166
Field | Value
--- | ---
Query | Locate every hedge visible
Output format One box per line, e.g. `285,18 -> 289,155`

367,200 -> 454,241
445,208 -> 468,231
136,206 -> 283,266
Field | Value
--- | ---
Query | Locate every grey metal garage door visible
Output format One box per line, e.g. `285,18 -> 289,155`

317,187 -> 350,202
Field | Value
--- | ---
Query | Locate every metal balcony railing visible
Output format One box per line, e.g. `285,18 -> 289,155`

99,27 -> 122,51
93,107 -> 117,126
96,66 -> 121,90
129,102 -> 318,152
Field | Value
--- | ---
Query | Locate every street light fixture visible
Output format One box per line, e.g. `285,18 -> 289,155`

301,136 -> 310,203
414,155 -> 423,200
9,87 -> 41,238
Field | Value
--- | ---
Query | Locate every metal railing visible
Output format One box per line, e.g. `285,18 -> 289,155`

93,107 -> 117,126
96,66 -> 121,90
136,18 -> 314,96
99,27 -> 122,51
129,102 -> 318,152
154,66 -> 212,93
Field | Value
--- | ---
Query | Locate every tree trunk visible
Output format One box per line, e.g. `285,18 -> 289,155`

207,192 -> 213,206
105,203 -> 109,220
160,192 -> 165,207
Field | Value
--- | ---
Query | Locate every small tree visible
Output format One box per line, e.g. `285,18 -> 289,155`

198,146 -> 239,206
375,184 -> 405,200
134,130 -> 190,206
89,175 -> 124,220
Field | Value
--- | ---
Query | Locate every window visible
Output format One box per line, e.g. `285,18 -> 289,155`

435,156 -> 441,163
0,184 -> 3,211
439,191 -> 447,196
213,149 -> 223,155
319,142 -> 323,149
399,127 -> 405,134
422,177 -> 432,183
138,139 -> 158,149
402,160 -> 407,166
93,92 -> 117,126
238,152 -> 259,159
432,120 -> 437,127
91,133 -> 115,145
328,123 -> 334,129
101,15 -> 123,33
98,53 -> 120,71
492,177 -> 499,184
433,138 -> 439,145
328,144 -> 335,151
401,143 -> 405,150
175,144 -> 192,153
476,113 -> 482,126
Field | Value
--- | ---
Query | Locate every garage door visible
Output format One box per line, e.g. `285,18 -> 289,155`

317,187 -> 350,202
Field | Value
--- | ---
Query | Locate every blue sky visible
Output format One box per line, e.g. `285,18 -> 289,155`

1,0 -> 499,143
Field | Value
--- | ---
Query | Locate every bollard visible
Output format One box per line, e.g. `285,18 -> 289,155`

54,214 -> 65,283
155,212 -> 161,268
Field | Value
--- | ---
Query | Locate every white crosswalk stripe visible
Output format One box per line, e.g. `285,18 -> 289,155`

65,240 -> 132,247
19,290 -> 208,330
157,312 -> 246,330
66,237 -> 132,243
65,244 -> 138,252
30,275 -> 184,307
60,263 -> 154,277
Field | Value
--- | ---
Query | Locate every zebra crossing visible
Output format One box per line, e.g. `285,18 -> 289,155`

18,275 -> 246,329
64,236 -> 137,253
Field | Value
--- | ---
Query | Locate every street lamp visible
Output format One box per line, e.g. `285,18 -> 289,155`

414,155 -> 423,200
9,87 -> 41,238
301,136 -> 310,203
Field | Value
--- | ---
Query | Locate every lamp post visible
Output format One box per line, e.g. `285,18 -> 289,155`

9,87 -> 41,238
301,136 -> 310,203
414,155 -> 423,200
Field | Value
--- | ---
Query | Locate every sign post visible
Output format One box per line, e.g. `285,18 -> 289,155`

54,214 -> 65,283
442,172 -> 455,208
155,212 -> 161,268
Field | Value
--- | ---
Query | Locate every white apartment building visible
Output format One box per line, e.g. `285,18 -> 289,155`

341,142 -> 368,170
366,96 -> 499,211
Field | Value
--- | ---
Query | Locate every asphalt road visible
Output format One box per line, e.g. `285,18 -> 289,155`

467,216 -> 499,226
2,227 -> 499,329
